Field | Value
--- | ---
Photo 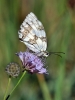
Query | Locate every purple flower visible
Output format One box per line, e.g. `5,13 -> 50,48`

16,52 -> 48,74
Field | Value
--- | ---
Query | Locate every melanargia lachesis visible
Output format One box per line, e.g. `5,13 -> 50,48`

18,12 -> 65,57
18,12 -> 49,57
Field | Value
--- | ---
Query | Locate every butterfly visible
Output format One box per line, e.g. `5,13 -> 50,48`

18,12 -> 65,58
18,12 -> 49,57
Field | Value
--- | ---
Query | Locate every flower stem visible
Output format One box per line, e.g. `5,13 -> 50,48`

3,77 -> 11,100
5,71 -> 26,100
37,74 -> 52,100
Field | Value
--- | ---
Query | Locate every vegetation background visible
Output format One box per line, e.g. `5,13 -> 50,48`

0,0 -> 75,100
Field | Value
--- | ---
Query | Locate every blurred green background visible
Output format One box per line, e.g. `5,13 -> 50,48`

0,0 -> 75,100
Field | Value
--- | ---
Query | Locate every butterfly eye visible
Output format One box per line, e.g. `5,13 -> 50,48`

43,51 -> 49,57
46,52 -> 49,56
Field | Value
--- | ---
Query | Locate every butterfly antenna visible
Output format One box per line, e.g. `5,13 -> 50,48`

49,52 -> 65,58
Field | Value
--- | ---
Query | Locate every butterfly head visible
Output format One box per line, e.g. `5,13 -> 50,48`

43,51 -> 49,57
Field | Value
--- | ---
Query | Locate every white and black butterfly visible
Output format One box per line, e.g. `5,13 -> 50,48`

18,12 -> 49,57
18,12 -> 65,57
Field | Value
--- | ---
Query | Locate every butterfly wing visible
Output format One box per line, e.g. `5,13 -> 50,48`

18,12 -> 47,53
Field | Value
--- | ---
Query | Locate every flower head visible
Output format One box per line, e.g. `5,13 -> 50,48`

16,52 -> 48,74
5,62 -> 20,78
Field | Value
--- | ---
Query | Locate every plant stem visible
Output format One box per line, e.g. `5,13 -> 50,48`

3,77 -> 11,100
5,71 -> 26,100
37,74 -> 52,100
